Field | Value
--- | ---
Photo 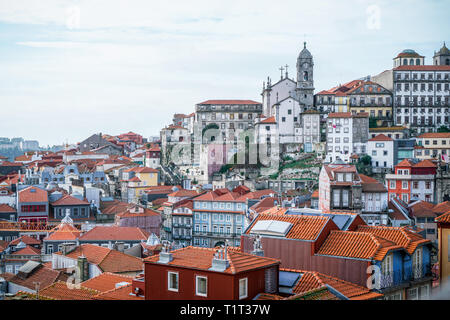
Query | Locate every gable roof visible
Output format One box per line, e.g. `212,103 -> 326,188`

246,213 -> 333,241
55,244 -> 143,273
44,222 -> 82,241
50,194 -> 90,206
79,226 -> 149,241
34,281 -> 99,300
145,246 -> 279,274
81,272 -> 134,292
0,204 -> 16,213
0,264 -> 64,292
18,186 -> 48,203
317,230 -> 402,261
12,245 -> 42,255
369,134 -> 393,142
355,225 -> 430,255
359,174 -> 387,193
436,211 -> 450,224
93,283 -> 143,300
9,235 -> 41,246
280,268 -> 383,300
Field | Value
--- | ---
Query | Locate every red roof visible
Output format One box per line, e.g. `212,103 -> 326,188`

19,186 -> 48,203
79,226 -> 149,241
394,65 -> 450,71
0,204 -> 16,213
36,281 -> 99,300
55,244 -> 143,273
280,268 -> 383,300
396,159 -> 413,167
45,223 -> 82,241
436,211 -> 450,224
258,116 -> 276,124
51,194 -> 90,206
198,100 -> 261,105
167,189 -> 199,198
246,214 -> 333,241
413,159 -> 437,168
327,112 -> 352,118
93,283 -> 143,300
317,230 -> 402,261
145,246 -> 279,274
12,245 -> 41,255
9,235 -> 41,246
418,132 -> 450,139
81,272 -> 134,292
369,134 -> 393,142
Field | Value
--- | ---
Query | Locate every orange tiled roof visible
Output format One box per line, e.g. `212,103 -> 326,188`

436,211 -> 450,224
167,189 -> 199,198
369,134 -> 393,142
51,194 -> 90,206
396,159 -> 413,167
280,268 -> 383,300
394,65 -> 450,71
359,174 -> 387,193
433,201 -> 450,215
79,226 -> 149,241
413,159 -> 437,168
355,225 -> 430,255
9,235 -> 41,246
0,265 -> 63,292
81,272 -> 134,292
259,116 -> 276,124
417,132 -> 450,139
36,281 -> 99,300
55,244 -> 143,273
18,186 -> 48,203
93,283 -> 144,300
145,246 -> 279,274
12,245 -> 41,255
45,223 -> 82,241
317,230 -> 402,261
0,204 -> 16,213
327,112 -> 352,118
246,214 -> 332,241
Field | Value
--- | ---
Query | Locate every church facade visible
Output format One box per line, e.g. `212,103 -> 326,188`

259,42 -> 321,153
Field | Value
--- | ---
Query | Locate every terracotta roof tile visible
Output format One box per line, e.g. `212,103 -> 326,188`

317,230 -> 402,261
44,223 -> 82,241
81,272 -> 134,292
36,281 -> 99,300
280,268 -> 383,300
369,134 -> 393,142
18,186 -> 48,203
51,194 -> 90,206
93,283 -> 144,300
12,245 -> 42,255
436,211 -> 450,223
0,265 -> 62,291
145,246 -> 279,274
9,235 -> 41,246
355,225 -> 430,255
246,213 -> 332,241
79,226 -> 148,241
0,204 -> 16,213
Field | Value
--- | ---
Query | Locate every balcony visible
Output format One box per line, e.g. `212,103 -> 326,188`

378,263 -> 432,290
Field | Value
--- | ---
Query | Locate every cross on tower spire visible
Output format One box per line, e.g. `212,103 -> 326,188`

279,66 -> 284,80
285,64 -> 289,78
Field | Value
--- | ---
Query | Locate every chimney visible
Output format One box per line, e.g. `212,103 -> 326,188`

114,241 -> 125,253
209,241 -> 230,272
158,242 -> 173,264
77,256 -> 89,282
61,243 -> 77,256
251,234 -> 264,257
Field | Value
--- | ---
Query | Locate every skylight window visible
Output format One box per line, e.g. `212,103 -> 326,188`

250,220 -> 293,237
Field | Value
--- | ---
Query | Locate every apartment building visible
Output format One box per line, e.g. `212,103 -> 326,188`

415,132 -> 450,161
325,112 -> 369,163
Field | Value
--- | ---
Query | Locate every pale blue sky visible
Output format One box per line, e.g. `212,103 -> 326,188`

0,0 -> 448,146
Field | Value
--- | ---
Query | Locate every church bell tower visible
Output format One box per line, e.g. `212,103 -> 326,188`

296,42 -> 314,110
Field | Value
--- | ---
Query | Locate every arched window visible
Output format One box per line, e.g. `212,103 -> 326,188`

446,58 -> 450,66
303,71 -> 308,81
403,59 -> 408,65
416,59 -> 420,65
409,59 -> 414,65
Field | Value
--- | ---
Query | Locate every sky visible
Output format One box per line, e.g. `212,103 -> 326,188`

0,0 -> 449,147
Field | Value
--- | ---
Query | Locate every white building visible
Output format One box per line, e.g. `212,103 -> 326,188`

325,112 -> 369,163
368,134 -> 395,172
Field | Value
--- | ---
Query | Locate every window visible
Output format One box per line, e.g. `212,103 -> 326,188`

408,288 -> 418,300
239,278 -> 248,299
402,181 -> 408,189
168,272 -> 179,292
48,244 -> 53,254
196,276 -> 208,297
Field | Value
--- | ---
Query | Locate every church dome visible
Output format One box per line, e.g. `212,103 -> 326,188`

438,42 -> 450,55
298,42 -> 312,59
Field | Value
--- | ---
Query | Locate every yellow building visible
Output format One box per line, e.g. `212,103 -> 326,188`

436,211 -> 450,286
122,167 -> 159,203
347,81 -> 393,127
415,132 -> 450,160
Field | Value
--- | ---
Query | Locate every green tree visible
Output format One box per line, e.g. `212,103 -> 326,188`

437,125 -> 450,133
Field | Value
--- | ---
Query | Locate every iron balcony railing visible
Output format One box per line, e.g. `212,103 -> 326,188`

379,263 -> 431,289
192,230 -> 240,238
